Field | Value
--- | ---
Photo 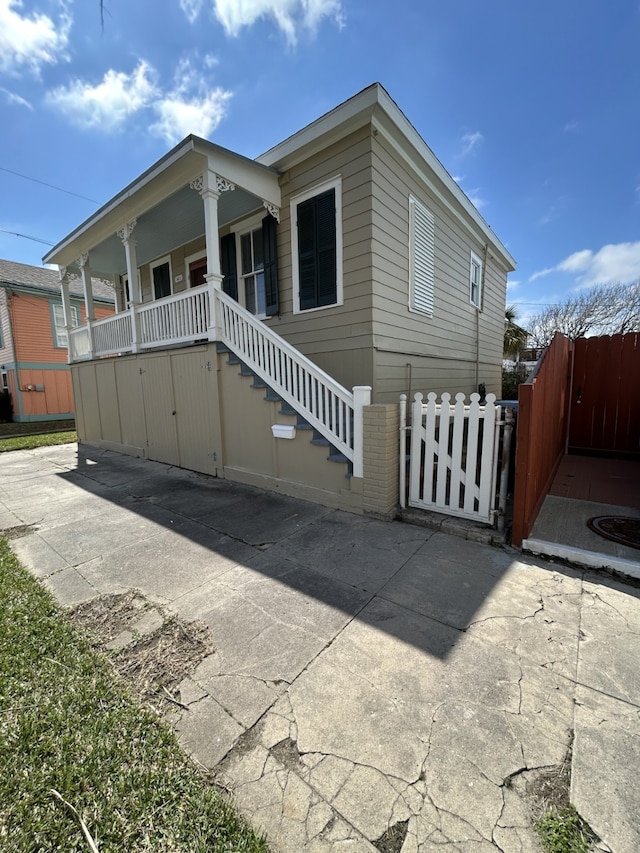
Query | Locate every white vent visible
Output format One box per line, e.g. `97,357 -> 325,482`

409,195 -> 435,316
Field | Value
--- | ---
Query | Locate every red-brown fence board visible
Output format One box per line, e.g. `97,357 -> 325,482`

511,332 -> 572,547
569,333 -> 640,454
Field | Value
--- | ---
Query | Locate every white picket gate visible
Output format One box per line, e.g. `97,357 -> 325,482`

401,391 -> 502,524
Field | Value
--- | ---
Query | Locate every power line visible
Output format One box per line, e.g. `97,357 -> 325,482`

0,228 -> 54,246
0,166 -> 101,205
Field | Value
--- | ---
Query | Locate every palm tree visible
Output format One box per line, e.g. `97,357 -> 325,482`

504,305 -> 528,359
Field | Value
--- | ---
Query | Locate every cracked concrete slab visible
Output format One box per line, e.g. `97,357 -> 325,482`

4,444 -> 640,853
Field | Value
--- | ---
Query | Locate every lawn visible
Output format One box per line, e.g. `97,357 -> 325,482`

0,537 -> 269,853
0,419 -> 77,452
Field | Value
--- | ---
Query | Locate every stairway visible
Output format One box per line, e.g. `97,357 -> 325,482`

217,343 -> 352,477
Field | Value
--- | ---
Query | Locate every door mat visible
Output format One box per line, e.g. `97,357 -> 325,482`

587,516 -> 640,550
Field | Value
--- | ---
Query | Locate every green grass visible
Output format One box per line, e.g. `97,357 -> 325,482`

0,431 -> 77,452
535,806 -> 596,853
0,537 -> 269,853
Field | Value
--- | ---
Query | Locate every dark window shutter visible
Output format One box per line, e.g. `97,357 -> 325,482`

297,188 -> 336,310
220,233 -> 238,300
262,214 -> 279,316
153,262 -> 171,299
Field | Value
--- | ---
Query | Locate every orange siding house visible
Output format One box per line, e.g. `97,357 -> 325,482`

0,260 -> 114,422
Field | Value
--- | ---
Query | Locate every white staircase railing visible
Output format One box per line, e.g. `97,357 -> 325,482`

216,289 -> 370,477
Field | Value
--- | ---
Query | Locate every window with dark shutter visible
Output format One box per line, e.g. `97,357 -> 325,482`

220,233 -> 238,300
152,261 -> 171,300
298,188 -> 337,310
262,214 -> 279,316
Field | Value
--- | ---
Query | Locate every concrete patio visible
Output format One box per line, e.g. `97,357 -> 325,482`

1,443 -> 639,853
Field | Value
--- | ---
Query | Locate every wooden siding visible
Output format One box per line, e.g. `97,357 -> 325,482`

263,126 -> 376,391
0,289 -> 14,363
9,292 -> 113,363
16,367 -> 74,417
369,132 -> 507,402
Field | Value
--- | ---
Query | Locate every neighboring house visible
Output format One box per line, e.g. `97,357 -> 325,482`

43,83 -> 515,515
0,259 -> 114,422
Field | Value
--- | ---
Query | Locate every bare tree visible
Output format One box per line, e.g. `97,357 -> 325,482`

527,280 -> 640,347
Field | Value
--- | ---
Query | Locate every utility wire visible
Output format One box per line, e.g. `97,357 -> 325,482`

0,228 -> 54,246
0,166 -> 101,205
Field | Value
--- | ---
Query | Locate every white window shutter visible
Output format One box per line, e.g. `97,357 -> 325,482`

409,196 -> 435,315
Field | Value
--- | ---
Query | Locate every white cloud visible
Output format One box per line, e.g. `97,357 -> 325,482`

47,61 -> 158,129
557,249 -> 593,273
211,0 -> 343,43
0,85 -> 32,108
150,57 -> 231,144
563,120 -> 578,132
180,0 -> 204,24
465,188 -> 486,209
507,279 -> 520,293
0,0 -> 70,75
530,242 -> 640,286
460,130 -> 483,157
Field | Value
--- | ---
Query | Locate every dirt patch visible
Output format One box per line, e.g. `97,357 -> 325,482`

70,590 -> 150,643
373,819 -> 409,853
114,617 -> 213,711
2,524 -> 37,539
70,591 -> 214,713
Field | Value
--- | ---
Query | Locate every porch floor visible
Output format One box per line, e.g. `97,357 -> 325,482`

523,454 -> 640,578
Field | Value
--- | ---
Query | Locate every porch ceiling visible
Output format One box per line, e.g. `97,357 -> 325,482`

79,182 -> 265,278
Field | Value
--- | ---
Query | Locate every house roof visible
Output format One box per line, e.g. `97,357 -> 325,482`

0,258 -> 115,302
259,83 -> 516,273
43,83 -> 515,275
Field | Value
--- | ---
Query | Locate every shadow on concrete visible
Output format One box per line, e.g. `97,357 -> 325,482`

44,445 -> 577,661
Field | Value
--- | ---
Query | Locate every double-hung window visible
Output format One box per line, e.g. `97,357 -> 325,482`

220,214 -> 279,317
52,302 -> 80,348
470,251 -> 483,308
408,195 -> 435,316
291,178 -> 342,313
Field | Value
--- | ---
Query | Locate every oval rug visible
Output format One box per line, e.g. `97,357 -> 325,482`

587,516 -> 640,550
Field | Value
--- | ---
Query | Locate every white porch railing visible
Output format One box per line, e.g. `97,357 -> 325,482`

138,285 -> 209,347
66,284 -> 371,478
404,391 -> 502,523
216,289 -> 370,477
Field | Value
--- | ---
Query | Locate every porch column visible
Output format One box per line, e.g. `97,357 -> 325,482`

77,252 -> 95,321
117,220 -> 141,352
59,267 -> 74,364
190,170 -> 234,341
77,252 -> 95,359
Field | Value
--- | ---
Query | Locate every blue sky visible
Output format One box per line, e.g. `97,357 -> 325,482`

1,0 -> 639,323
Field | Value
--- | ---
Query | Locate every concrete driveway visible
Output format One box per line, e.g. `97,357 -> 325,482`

1,443 -> 639,853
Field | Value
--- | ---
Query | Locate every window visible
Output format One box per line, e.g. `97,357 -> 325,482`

1,371 -> 8,392
470,251 -> 483,308
291,178 -> 342,313
150,256 -> 172,300
187,255 -> 207,288
240,227 -> 266,316
220,215 -> 279,316
409,195 -> 435,316
52,303 -> 80,348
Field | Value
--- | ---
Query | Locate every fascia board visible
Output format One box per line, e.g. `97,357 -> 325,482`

257,85 -> 380,170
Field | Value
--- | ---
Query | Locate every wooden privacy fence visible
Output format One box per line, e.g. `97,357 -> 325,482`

569,333 -> 640,455
402,391 -> 502,523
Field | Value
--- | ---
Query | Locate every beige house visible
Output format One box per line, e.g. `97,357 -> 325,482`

44,83 -> 515,515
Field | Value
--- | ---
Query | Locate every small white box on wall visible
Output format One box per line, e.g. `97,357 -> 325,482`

271,424 -> 296,440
